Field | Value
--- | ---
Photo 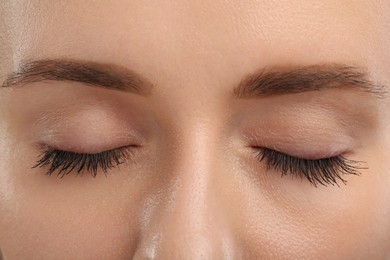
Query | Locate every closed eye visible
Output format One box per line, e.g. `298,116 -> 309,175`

33,146 -> 134,178
255,148 -> 366,187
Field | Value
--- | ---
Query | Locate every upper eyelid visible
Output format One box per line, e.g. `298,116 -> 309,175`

40,145 -> 134,155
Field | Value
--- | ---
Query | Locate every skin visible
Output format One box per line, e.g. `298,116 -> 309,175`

1,0 -> 390,259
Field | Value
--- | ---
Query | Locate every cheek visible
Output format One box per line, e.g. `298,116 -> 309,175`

1,146 -> 389,258
0,165 -> 147,259
227,160 -> 390,259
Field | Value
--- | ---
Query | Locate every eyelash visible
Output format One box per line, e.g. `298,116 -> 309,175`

33,146 -> 132,178
33,145 -> 363,186
256,148 -> 364,187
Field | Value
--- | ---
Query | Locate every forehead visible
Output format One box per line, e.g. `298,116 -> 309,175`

1,0 -> 389,88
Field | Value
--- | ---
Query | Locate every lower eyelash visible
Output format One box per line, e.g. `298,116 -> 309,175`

256,148 -> 366,187
33,146 -> 132,178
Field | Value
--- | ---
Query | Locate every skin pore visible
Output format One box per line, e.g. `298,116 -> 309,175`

0,0 -> 390,259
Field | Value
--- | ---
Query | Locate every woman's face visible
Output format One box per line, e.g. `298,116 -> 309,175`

1,0 -> 390,259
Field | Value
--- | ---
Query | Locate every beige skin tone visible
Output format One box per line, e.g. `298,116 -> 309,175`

1,0 -> 390,259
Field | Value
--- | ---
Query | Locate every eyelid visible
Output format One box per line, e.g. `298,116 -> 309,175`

237,108 -> 358,159
29,105 -> 151,154
35,121 -> 146,154
245,132 -> 353,160
36,136 -> 142,154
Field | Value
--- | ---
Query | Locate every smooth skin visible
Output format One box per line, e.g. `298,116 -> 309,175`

1,0 -> 390,259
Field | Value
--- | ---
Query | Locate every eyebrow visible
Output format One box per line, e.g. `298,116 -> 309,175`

2,60 -> 386,100
234,64 -> 387,99
1,59 -> 153,96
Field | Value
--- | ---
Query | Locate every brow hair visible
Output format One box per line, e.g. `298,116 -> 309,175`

1,59 -> 154,96
1,60 -> 387,99
234,64 -> 387,99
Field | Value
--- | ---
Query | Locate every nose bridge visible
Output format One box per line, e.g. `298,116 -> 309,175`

175,122 -> 217,214
135,124 -> 238,259
161,125 -> 228,257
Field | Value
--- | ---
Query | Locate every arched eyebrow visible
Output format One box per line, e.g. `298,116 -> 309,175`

234,64 -> 387,99
1,59 -> 154,96
2,60 -> 387,99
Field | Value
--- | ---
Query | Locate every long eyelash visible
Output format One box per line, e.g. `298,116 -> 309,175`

256,148 -> 366,187
33,146 -> 131,178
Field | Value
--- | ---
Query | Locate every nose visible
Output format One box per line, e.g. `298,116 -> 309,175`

133,129 -> 240,259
